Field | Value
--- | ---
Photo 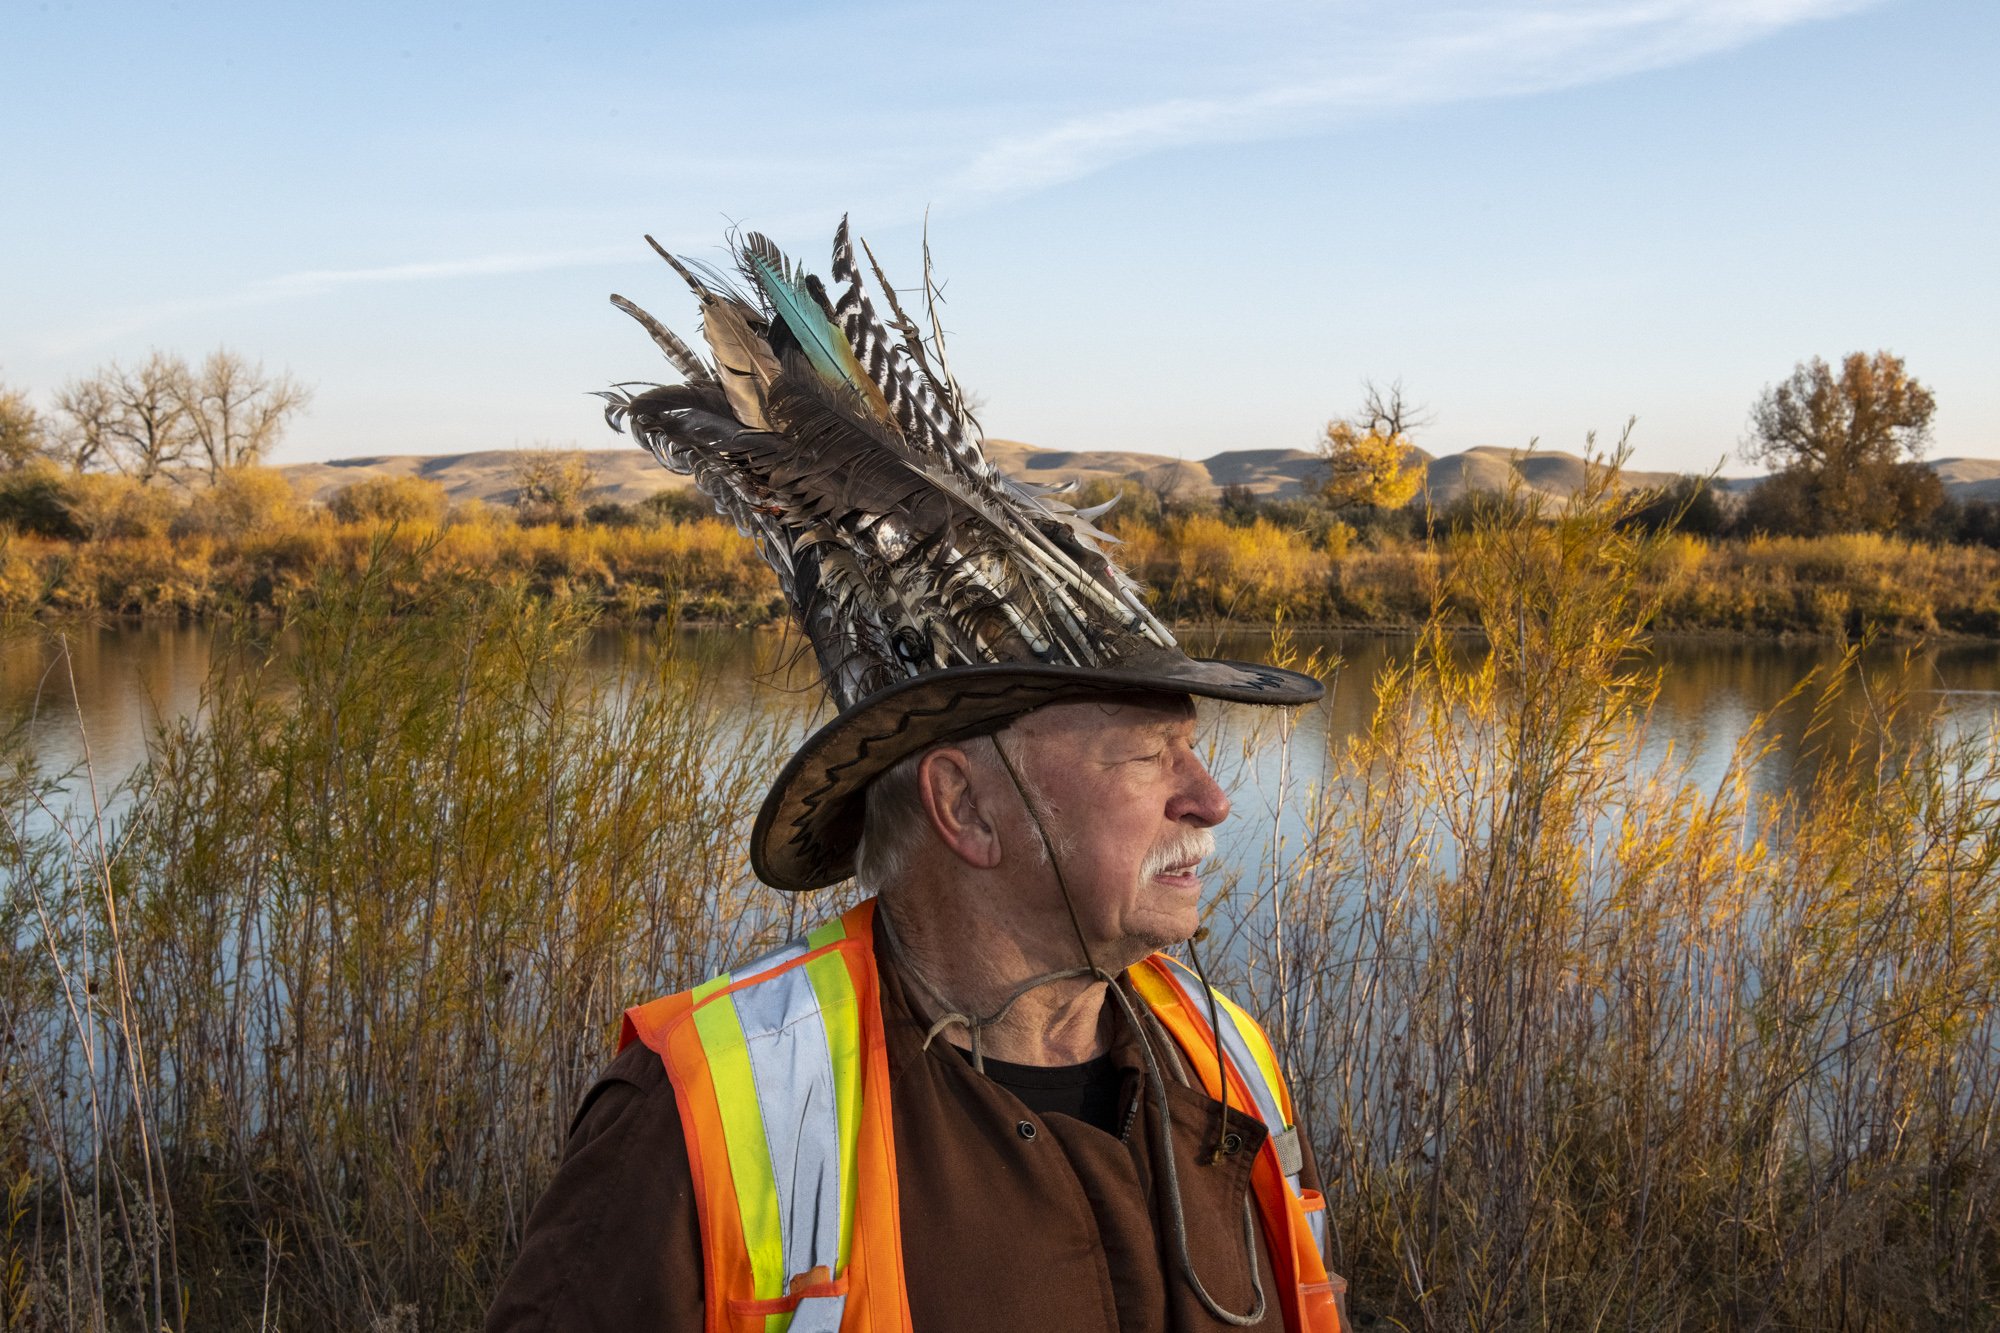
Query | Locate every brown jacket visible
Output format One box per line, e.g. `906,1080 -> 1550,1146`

487,913 -> 1322,1331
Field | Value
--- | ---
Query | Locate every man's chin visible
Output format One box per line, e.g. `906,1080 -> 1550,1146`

1131,897 -> 1204,956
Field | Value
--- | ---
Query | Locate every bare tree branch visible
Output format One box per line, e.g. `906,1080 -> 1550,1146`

176,349 -> 313,479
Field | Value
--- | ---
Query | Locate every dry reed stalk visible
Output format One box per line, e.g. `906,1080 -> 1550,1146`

1,451 -> 1996,1328
1,546 -> 795,1329
1209,452 -> 2000,1328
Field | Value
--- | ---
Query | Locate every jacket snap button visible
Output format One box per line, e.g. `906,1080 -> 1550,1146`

1017,1120 -> 1037,1141
1221,1131 -> 1244,1155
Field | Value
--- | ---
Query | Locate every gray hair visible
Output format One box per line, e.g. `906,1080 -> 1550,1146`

854,747 -> 929,891
854,732 -> 1065,892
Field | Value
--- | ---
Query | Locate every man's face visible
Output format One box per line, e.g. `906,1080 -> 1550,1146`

1000,693 -> 1231,966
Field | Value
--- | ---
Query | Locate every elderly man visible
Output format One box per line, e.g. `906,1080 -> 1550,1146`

486,223 -> 1347,1332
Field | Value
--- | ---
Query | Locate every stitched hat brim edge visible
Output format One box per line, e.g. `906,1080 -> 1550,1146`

750,654 -> 1323,892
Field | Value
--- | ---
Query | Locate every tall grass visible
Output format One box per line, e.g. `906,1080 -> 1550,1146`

3,466 -> 1997,1329
1219,468 -> 2000,1328
1,546 -> 799,1329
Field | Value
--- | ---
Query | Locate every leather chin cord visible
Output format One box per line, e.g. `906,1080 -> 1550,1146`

882,735 -> 1267,1328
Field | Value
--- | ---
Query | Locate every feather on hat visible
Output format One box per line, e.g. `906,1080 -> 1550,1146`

604,220 -> 1321,891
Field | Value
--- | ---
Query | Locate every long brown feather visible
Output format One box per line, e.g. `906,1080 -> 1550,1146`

609,294 -> 715,385
700,301 -> 781,432
606,224 -> 1178,710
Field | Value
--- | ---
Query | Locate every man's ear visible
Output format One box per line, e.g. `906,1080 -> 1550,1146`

915,745 -> 1002,870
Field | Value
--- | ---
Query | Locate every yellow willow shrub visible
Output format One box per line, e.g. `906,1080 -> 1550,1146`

1652,534 -> 2000,637
1,548 -> 799,1329
1328,543 -> 1444,624
1652,530 -> 1709,585
0,536 -> 43,612
1222,463 -> 2000,1329
1144,514 -> 1332,621
8,499 -> 2000,634
582,520 -> 768,606
208,523 -> 341,613
0,513 -> 781,621
412,515 -> 775,614
45,534 -> 222,615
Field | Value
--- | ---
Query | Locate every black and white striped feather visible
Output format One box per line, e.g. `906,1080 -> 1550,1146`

604,222 -> 1175,710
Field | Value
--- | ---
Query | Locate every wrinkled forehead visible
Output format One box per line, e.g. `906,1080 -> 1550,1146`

1004,690 -> 1198,745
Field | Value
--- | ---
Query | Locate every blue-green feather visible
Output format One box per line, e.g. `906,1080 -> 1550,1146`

745,250 -> 867,396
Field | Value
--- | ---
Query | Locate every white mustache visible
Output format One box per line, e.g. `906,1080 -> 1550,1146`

1141,828 -> 1217,879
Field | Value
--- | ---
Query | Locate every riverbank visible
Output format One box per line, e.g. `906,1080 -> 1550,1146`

8,490 -> 1997,1330
5,511 -> 1999,639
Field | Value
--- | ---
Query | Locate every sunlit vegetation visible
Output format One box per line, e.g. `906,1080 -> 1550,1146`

5,465 -> 1997,1328
0,465 -> 783,623
1209,466 -> 2000,1327
2,459 -> 1998,639
2,549 -> 806,1330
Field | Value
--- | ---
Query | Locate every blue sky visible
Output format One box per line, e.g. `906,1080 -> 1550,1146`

4,0 -> 1994,474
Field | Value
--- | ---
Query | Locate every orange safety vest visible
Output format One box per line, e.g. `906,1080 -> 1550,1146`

621,899 -> 1345,1332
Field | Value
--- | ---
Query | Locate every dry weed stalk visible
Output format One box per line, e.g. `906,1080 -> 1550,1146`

1,545 -> 793,1329
1219,451 -> 2000,1328
1,452 -> 1996,1328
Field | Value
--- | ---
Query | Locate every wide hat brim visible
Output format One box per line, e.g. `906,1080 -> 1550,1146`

751,645 -> 1323,892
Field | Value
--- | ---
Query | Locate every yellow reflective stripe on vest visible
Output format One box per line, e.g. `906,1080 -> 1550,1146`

802,946 -> 863,1278
1151,956 -> 1293,1141
691,989 -> 787,1316
688,914 -> 862,1331
1141,957 -> 1326,1260
1212,987 -> 1291,1124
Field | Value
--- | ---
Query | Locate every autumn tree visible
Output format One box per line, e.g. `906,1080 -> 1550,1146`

328,475 -> 450,525
48,374 -> 118,471
176,349 -> 312,479
46,349 -> 307,483
511,447 -> 598,527
52,352 -> 194,481
0,383 -> 45,470
1318,379 -> 1428,512
1741,350 -> 1940,535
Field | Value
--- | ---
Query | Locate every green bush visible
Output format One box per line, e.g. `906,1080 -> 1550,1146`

640,487 -> 716,524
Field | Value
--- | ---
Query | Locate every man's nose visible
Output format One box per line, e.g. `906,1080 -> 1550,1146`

1171,751 -> 1231,827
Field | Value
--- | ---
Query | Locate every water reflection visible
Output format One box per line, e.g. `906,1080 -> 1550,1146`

5,621 -> 1997,848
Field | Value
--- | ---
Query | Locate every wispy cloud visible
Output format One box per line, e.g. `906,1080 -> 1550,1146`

249,247 -> 630,300
41,245 -> 631,356
940,0 -> 1882,203
33,0 -> 1886,356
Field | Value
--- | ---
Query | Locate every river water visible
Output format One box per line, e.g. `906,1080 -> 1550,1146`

8,621 -> 1999,853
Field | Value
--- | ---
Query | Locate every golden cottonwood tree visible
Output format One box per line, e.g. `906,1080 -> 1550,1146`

0,383 -> 45,469
1742,350 -> 1940,535
1318,379 -> 1427,512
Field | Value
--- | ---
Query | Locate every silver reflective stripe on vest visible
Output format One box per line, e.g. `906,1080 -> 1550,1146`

1269,1124 -> 1303,1177
788,1293 -> 846,1333
1206,990 -> 1289,1142
731,958 -> 848,1325
1193,977 -> 1327,1256
733,968 -> 842,1274
1267,1123 -> 1326,1251
735,934 -> 813,978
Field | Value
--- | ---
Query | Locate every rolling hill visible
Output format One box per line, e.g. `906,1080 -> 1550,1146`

277,443 -> 2000,511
